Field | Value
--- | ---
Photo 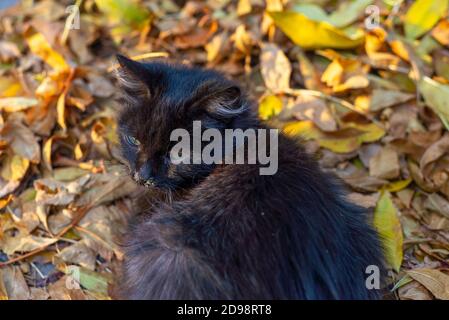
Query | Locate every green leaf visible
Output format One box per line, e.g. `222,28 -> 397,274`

329,0 -> 373,28
268,11 -> 365,50
404,0 -> 449,40
374,191 -> 403,272
94,0 -> 149,27
293,0 -> 373,28
292,4 -> 331,23
419,77 -> 449,130
67,266 -> 110,296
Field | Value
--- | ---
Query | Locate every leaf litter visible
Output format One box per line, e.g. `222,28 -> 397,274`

0,0 -> 449,300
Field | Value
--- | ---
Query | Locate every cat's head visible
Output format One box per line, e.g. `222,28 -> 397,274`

115,55 -> 252,190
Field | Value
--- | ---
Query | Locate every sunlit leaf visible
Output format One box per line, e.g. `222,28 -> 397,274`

259,95 -> 283,120
419,77 -> 449,130
404,0 -> 449,40
374,191 -> 403,271
0,97 -> 37,112
385,179 -> 413,192
260,43 -> 291,92
25,29 -> 69,72
57,93 -> 66,131
268,11 -> 365,49
1,154 -> 30,182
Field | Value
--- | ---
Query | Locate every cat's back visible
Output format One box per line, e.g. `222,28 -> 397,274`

118,132 -> 383,300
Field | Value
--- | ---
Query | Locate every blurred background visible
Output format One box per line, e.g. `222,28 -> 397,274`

0,0 -> 449,300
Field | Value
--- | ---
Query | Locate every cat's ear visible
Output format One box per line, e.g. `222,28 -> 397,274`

115,54 -> 152,102
194,83 -> 248,119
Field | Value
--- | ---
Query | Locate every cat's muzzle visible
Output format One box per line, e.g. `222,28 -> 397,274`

133,171 -> 156,188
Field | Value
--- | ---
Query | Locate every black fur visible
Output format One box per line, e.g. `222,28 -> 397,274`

114,55 -> 385,299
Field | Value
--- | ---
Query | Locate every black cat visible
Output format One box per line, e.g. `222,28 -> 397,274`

114,55 -> 384,299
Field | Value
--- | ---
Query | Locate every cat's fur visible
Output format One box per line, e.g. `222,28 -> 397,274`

114,55 -> 385,299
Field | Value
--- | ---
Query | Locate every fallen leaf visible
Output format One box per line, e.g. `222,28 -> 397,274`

1,154 -> 30,182
268,11 -> 365,50
260,43 -> 291,92
2,118 -> 41,163
360,89 -> 414,112
57,240 -> 97,270
328,0 -> 373,28
431,19 -> 449,45
2,234 -> 58,255
47,275 -> 87,300
0,97 -> 38,112
25,28 -> 69,72
279,94 -> 336,131
0,266 -> 30,300
259,95 -> 283,120
398,280 -> 433,300
407,269 -> 449,300
369,147 -> 400,179
374,191 -> 403,271
404,0 -> 449,40
419,133 -> 449,174
66,265 -> 110,297
424,193 -> 449,219
419,77 -> 449,129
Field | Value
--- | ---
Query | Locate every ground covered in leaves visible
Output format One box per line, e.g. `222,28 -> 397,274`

1,0 -> 449,300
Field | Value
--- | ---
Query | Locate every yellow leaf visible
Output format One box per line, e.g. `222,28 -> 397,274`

321,60 -> 343,87
237,0 -> 252,16
283,120 -> 321,140
0,195 -> 13,210
385,179 -> 412,192
319,137 -> 360,153
268,11 -> 364,49
343,122 -> 386,143
404,0 -> 449,40
25,31 -> 69,72
284,121 -> 385,154
0,77 -> 22,98
57,94 -> 66,131
259,95 -> 283,120
374,191 -> 403,271
1,154 -> 30,182
74,143 -> 84,160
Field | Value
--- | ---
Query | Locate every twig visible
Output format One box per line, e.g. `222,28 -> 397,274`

283,88 -> 365,116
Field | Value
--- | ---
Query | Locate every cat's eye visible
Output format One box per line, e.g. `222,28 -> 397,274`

124,135 -> 141,147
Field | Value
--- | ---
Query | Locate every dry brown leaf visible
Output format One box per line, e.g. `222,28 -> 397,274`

2,234 -> 58,255
279,95 -> 336,131
420,133 -> 449,174
2,118 -> 40,163
407,269 -> 449,300
57,240 -> 97,270
398,280 -> 433,300
34,176 -> 90,206
260,43 -> 291,93
369,147 -> 400,180
47,275 -> 88,300
0,266 -> 30,300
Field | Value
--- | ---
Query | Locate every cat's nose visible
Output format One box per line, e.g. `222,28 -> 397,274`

138,162 -> 153,181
